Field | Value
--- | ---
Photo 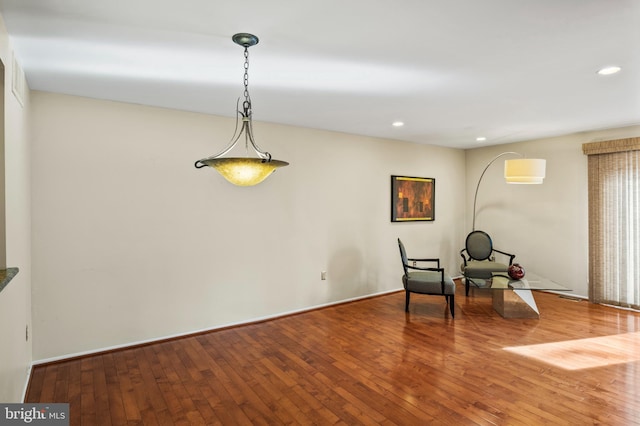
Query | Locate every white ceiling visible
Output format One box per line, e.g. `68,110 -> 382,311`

0,0 -> 638,149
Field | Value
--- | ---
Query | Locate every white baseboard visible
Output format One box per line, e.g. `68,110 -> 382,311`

21,364 -> 32,402
542,290 -> 588,300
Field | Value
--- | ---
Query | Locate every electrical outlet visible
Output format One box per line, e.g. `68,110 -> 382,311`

321,271 -> 327,280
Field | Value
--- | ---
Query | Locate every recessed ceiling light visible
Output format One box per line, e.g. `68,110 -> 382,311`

392,121 -> 404,127
597,66 -> 621,75
476,136 -> 487,142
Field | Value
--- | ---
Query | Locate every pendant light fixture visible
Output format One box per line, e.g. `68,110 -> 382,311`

195,33 -> 289,186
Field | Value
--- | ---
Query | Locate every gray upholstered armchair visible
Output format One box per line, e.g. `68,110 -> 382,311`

398,238 -> 455,318
460,230 -> 515,296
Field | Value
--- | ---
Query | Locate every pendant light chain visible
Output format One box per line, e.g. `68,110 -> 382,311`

242,46 -> 251,155
243,47 -> 251,112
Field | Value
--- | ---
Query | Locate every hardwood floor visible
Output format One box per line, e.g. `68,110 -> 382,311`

26,284 -> 640,425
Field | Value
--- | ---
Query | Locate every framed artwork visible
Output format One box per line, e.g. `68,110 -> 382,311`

391,175 -> 435,222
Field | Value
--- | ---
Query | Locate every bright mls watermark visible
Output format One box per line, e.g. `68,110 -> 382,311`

0,404 -> 68,425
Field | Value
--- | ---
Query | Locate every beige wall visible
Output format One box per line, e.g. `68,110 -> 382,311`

31,91 -> 466,361
465,125 -> 640,297
0,16 -> 32,402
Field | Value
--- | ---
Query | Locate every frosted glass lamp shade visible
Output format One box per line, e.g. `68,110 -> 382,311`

201,157 -> 289,186
504,159 -> 546,184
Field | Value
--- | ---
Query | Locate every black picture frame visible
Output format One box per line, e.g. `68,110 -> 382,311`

391,175 -> 435,222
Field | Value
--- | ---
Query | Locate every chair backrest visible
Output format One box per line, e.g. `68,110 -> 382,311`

465,230 -> 493,261
397,238 -> 409,275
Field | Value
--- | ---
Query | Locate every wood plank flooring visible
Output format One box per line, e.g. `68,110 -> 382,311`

26,285 -> 640,425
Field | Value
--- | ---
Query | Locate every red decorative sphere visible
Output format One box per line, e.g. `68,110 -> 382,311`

508,263 -> 525,280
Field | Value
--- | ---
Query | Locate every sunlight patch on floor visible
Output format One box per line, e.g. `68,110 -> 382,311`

503,332 -> 640,370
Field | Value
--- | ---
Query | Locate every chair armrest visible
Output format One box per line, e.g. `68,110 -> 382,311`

408,258 -> 441,268
493,249 -> 516,265
406,265 -> 443,272
460,249 -> 469,266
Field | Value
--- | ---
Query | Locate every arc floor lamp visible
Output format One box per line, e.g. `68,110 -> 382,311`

472,152 -> 546,231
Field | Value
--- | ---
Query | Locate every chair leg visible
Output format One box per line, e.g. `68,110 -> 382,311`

405,291 -> 410,312
465,278 -> 470,296
449,295 -> 455,318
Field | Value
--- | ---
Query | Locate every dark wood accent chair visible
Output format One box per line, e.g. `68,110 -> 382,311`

460,230 -> 515,296
397,238 -> 455,318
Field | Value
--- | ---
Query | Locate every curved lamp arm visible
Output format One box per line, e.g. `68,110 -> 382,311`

472,152 -> 521,231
